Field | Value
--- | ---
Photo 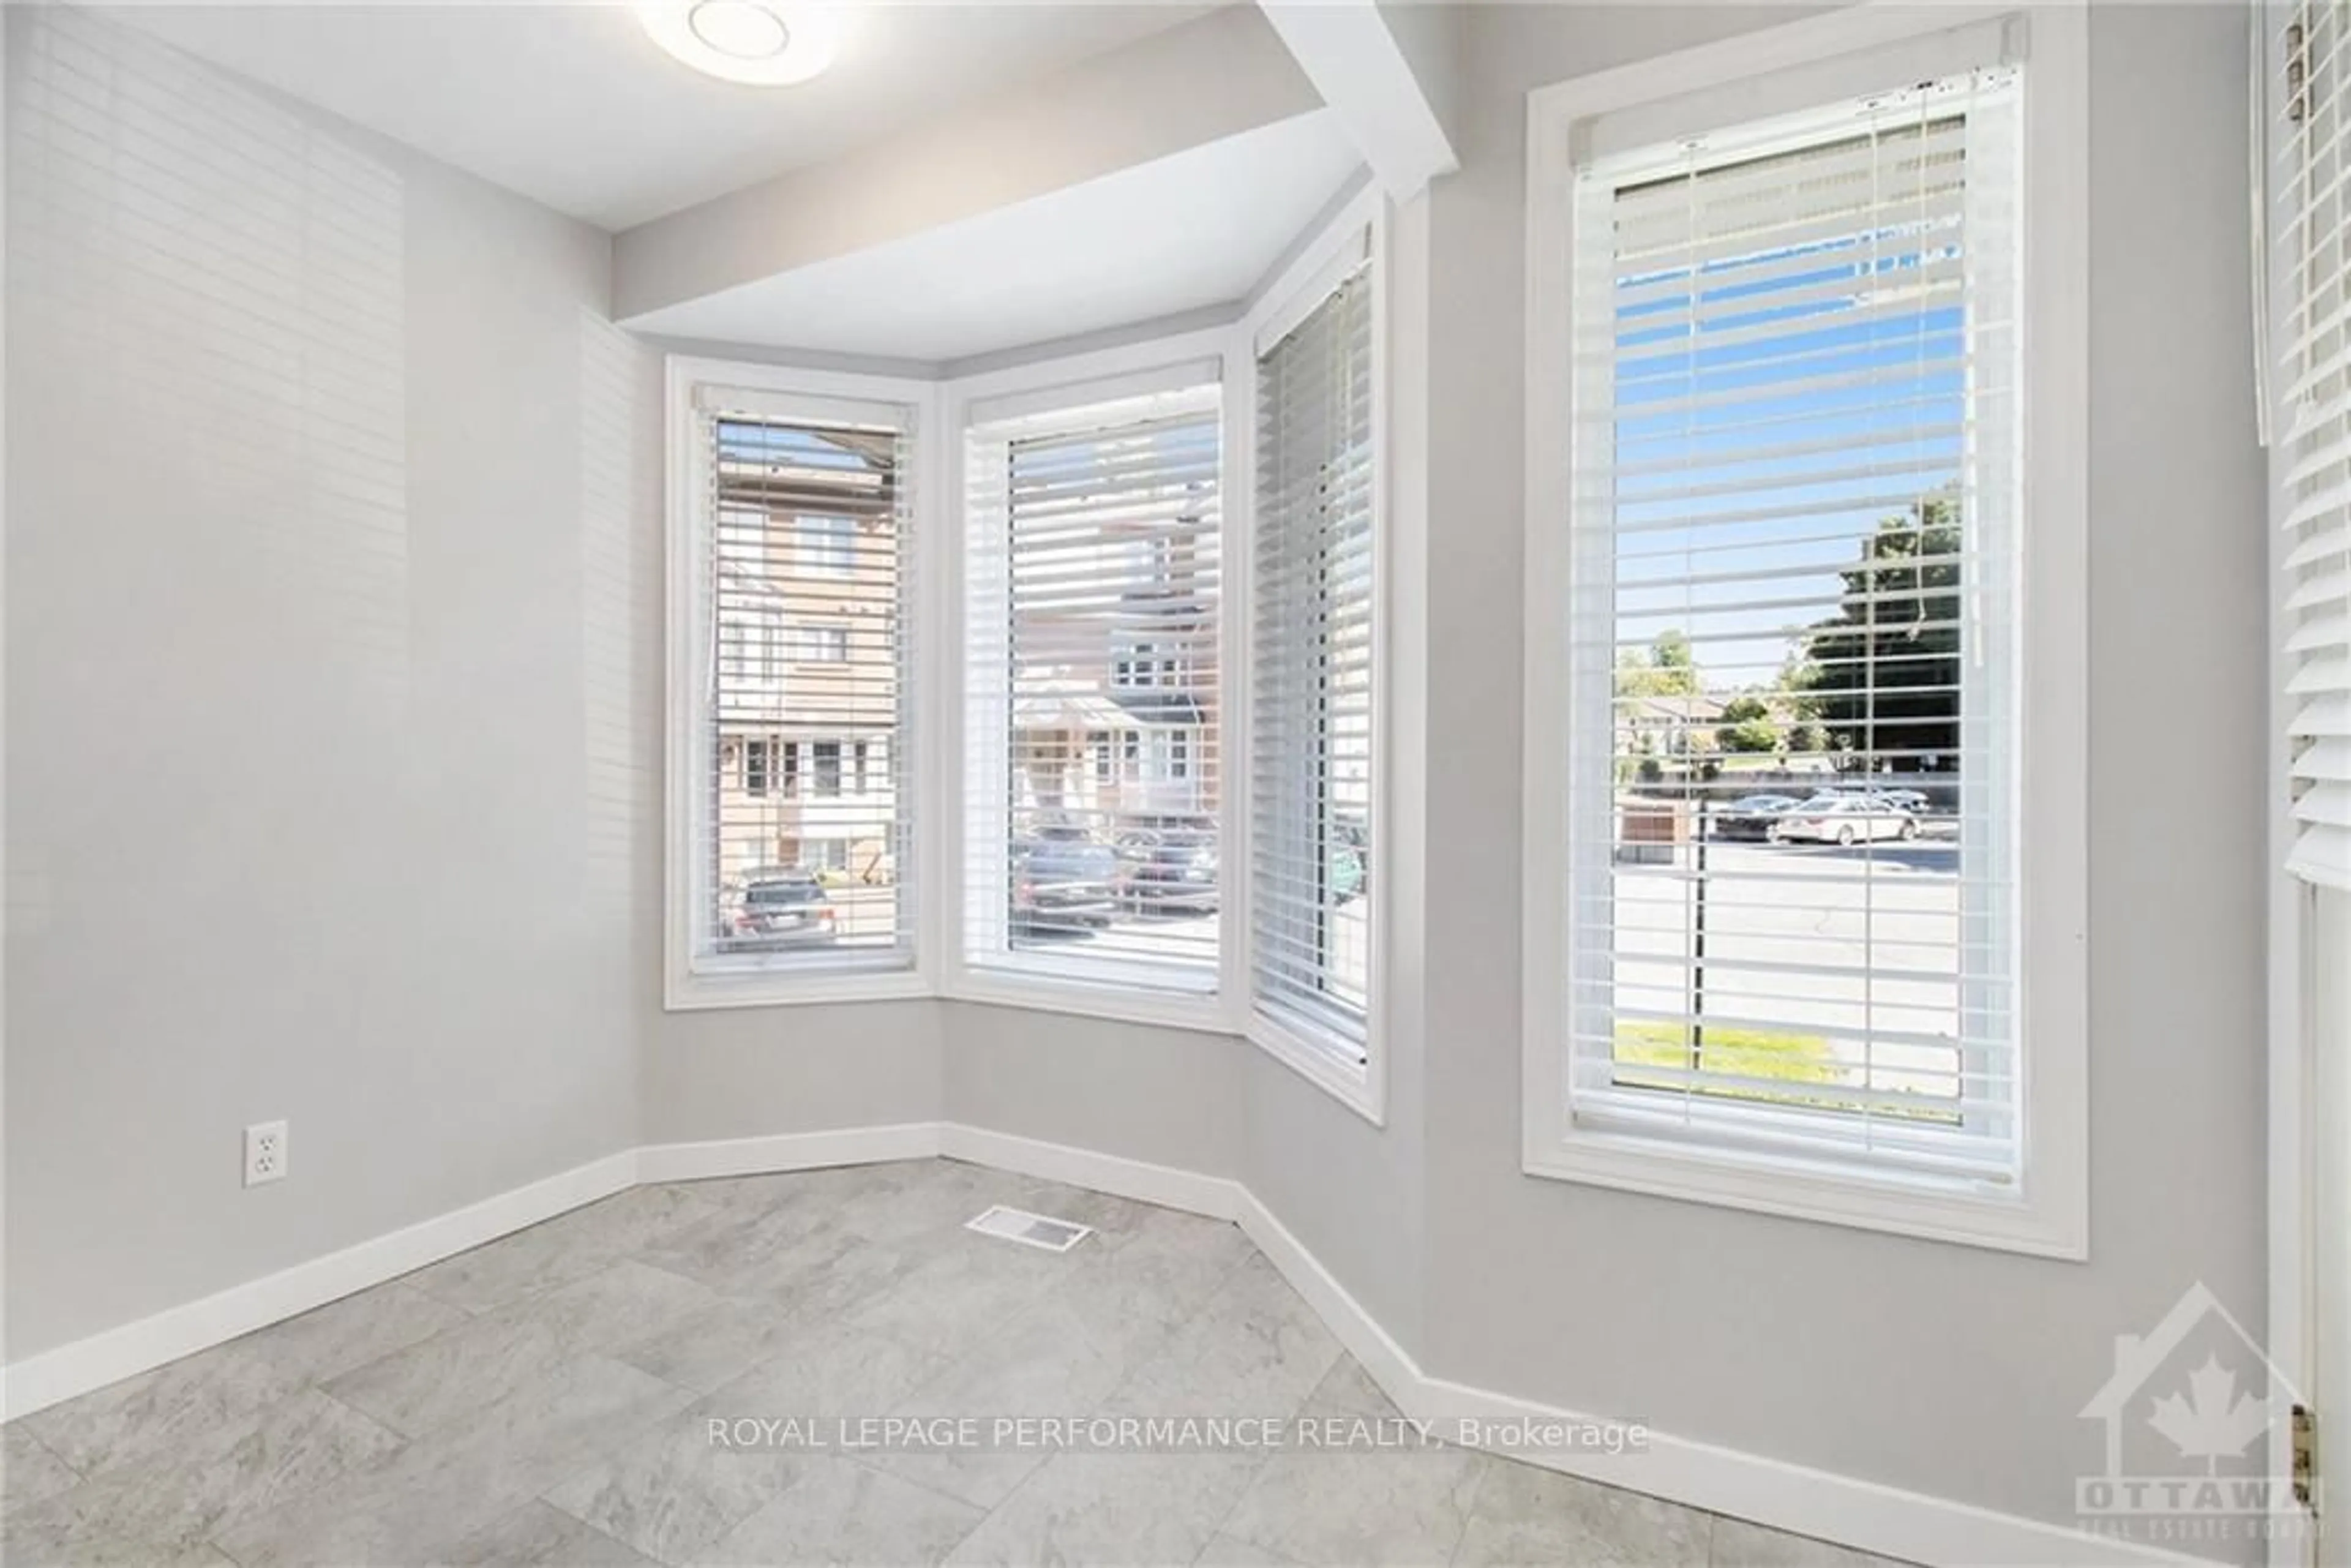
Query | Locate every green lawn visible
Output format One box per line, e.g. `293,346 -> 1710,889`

1612,1020 -> 1963,1127
1612,1019 -> 1843,1095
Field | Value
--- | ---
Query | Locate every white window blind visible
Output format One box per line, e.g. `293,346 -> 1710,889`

962,372 -> 1224,994
695,399 -> 913,971
2281,2 -> 2351,890
1562,72 -> 2024,1181
1253,265 -> 1376,1057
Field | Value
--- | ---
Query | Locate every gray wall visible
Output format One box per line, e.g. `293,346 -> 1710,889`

2,6 -> 651,1359
642,1002 -> 943,1146
1408,0 -> 2268,1532
943,1005 -> 1245,1181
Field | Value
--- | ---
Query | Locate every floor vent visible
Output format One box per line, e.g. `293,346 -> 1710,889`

966,1205 -> 1094,1253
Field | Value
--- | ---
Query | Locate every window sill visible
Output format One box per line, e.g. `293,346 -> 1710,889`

945,967 -> 1235,1036
1520,1127 -> 2085,1260
664,961 -> 932,1013
1250,1010 -> 1384,1127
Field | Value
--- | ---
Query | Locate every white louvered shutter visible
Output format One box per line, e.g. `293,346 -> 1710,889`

2282,2 -> 2351,890
1562,70 -> 2025,1180
1252,264 -> 1377,1058
696,397 -> 914,970
962,372 -> 1224,993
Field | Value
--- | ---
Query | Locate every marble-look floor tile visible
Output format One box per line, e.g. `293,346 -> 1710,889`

834,1234 -> 1068,1365
518,1259 -> 722,1354
1709,1516 -> 1914,1568
1004,1177 -> 1166,1239
323,1304 -> 574,1438
216,1356 -> 693,1568
231,1280 -> 471,1387
4,1389 -> 403,1558
1217,1437 -> 1486,1566
2,1426 -> 82,1517
610,1294 -> 825,1398
20,1340 -> 306,1476
839,1161 -> 1044,1249
326,1260 -> 715,1437
0,1518 -> 235,1567
543,1402 -> 811,1566
694,1455 -> 983,1567
1298,1356 -> 1404,1422
943,1450 -> 1268,1568
1193,1532 -> 1308,1567
673,1160 -> 921,1220
630,1190 -> 861,1298
1101,1255 -> 1341,1424
444,1499 -> 659,1566
1059,1207 -> 1254,1341
864,1288 -> 1177,1511
1453,1460 -> 1713,1568
700,1316 -> 943,1425
402,1185 -> 720,1313
719,1228 -> 931,1323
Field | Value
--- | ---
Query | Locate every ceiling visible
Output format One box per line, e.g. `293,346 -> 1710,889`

105,2 -> 1217,231
623,109 -> 1363,362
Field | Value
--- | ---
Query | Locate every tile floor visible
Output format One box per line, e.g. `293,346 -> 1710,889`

0,1160 -> 1910,1567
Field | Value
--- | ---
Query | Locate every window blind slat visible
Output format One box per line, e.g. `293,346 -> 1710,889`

2281,3 -> 2351,887
1252,266 -> 1377,1062
1562,69 -> 2024,1182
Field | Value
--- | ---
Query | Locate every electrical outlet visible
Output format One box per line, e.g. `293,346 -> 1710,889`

244,1120 -> 288,1187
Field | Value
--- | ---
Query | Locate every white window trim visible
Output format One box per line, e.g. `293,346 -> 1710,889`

662,356 -> 947,1011
1240,182 -> 1392,1127
1518,3 -> 2088,1257
940,327 -> 1247,1037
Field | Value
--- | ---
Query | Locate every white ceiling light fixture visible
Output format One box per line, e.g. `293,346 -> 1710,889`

636,1 -> 839,86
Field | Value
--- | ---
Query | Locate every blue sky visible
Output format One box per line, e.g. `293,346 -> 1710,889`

1604,220 -> 1976,691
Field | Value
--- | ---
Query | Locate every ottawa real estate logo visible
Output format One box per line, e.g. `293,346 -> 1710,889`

2077,1281 -> 2310,1547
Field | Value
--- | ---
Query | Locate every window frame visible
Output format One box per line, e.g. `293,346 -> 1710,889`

1518,5 -> 2088,1256
941,328 -> 1248,1033
1241,182 -> 1392,1126
664,356 -> 943,1011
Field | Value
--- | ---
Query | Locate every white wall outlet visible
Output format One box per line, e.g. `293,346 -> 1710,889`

243,1120 -> 288,1187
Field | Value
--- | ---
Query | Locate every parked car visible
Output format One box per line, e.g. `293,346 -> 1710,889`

1774,794 -> 1918,846
1026,814 -> 1102,844
1818,784 -> 1933,815
1711,793 -> 1801,842
1116,812 -> 1215,846
1011,834 -> 1119,931
1119,833 -> 1219,915
718,871 -> 839,952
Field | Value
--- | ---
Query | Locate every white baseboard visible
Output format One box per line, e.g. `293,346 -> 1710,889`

937,1123 -> 1243,1223
636,1121 -> 945,1183
1231,1187 -> 2193,1568
1230,1188 -> 1420,1403
0,1149 -> 636,1421
0,1124 -> 2208,1568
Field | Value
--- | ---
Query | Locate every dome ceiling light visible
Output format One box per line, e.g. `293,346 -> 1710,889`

637,2 -> 839,86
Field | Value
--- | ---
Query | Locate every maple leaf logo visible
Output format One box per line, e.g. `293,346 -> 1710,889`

2145,1354 -> 2273,1473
